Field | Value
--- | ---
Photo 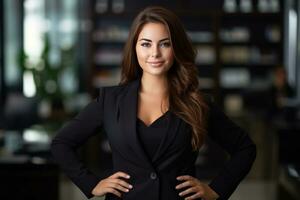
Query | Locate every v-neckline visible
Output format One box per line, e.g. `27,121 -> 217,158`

137,110 -> 169,128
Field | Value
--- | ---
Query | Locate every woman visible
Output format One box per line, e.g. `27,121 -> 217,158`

51,6 -> 256,200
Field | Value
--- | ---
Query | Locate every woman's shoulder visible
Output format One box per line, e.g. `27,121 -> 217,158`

101,84 -> 124,92
96,85 -> 120,100
97,81 -> 134,98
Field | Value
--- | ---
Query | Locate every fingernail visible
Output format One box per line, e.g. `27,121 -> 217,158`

126,189 -> 129,192
126,175 -> 130,178
129,185 -> 133,189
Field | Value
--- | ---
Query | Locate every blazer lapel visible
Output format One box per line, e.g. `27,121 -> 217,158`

118,79 -> 154,169
152,112 -> 181,164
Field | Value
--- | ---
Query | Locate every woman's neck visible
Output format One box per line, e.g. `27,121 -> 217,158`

140,74 -> 168,96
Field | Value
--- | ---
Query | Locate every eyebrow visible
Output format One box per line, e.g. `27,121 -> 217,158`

138,38 -> 170,42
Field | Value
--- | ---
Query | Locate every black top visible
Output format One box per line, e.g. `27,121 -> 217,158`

137,111 -> 169,160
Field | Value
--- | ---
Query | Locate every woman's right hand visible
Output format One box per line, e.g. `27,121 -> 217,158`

91,171 -> 133,198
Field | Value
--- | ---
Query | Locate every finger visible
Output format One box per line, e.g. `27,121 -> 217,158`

179,187 -> 197,197
110,171 -> 130,179
184,192 -> 202,200
110,179 -> 133,189
106,188 -> 122,198
107,182 -> 130,193
176,175 -> 193,181
175,181 -> 193,190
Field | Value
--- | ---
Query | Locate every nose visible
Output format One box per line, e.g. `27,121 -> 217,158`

151,45 -> 161,58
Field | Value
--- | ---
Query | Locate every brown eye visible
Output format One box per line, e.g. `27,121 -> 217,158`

160,42 -> 171,48
141,42 -> 151,47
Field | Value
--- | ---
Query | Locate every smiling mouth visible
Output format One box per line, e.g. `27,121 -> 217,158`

147,61 -> 164,65
147,61 -> 164,64
147,61 -> 164,67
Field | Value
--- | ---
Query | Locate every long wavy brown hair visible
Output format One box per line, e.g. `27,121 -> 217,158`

119,6 -> 209,150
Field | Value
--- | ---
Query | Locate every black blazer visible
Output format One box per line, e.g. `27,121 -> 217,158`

51,79 -> 256,200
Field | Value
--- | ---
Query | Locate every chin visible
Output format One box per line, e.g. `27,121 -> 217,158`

148,71 -> 168,77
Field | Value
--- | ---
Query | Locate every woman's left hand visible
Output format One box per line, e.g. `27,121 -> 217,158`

175,175 -> 219,200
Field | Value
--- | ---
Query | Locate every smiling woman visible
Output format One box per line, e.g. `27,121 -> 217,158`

135,22 -> 174,77
51,6 -> 256,200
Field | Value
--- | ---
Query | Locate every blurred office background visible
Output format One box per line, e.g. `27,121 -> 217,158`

0,0 -> 300,199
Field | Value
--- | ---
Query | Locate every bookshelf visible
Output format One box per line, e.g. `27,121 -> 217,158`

88,1 -> 283,113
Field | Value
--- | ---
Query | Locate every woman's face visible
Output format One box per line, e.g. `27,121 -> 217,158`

135,22 -> 174,77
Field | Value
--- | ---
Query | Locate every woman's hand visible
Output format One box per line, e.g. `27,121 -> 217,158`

92,171 -> 133,198
175,175 -> 219,200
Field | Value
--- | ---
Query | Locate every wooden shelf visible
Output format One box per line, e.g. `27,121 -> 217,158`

220,12 -> 282,18
220,41 -> 281,46
220,63 -> 279,67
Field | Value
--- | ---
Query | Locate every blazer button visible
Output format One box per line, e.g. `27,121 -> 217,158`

150,172 -> 157,180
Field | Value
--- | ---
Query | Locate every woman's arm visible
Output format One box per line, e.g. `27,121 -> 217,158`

206,97 -> 257,200
51,88 -> 105,199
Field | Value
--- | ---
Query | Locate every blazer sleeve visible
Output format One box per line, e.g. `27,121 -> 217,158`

206,96 -> 257,200
51,88 -> 105,199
